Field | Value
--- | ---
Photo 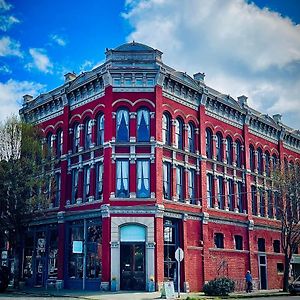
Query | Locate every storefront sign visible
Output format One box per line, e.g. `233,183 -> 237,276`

161,281 -> 175,299
73,241 -> 83,253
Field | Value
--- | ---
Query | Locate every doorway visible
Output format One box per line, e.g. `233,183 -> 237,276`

120,243 -> 145,290
258,255 -> 267,289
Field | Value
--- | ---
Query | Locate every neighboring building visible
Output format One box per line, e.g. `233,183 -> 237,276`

19,42 -> 300,292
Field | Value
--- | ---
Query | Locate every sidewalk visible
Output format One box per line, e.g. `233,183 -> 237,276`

4,286 -> 289,300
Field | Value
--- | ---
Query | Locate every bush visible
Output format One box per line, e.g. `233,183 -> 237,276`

203,277 -> 235,296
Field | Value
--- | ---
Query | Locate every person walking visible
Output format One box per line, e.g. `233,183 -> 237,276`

245,270 -> 253,293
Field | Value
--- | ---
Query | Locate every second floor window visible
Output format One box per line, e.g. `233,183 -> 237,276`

258,238 -> 265,252
56,130 -> 63,158
136,159 -> 150,198
73,123 -> 80,153
162,113 -> 171,145
251,186 -> 257,215
207,173 -> 213,208
83,165 -> 91,202
137,108 -> 150,142
85,119 -> 93,149
71,168 -> 79,204
206,128 -> 213,159
97,114 -> 104,146
237,182 -> 243,213
175,118 -> 183,150
116,160 -> 129,198
116,109 -> 129,142
188,169 -> 196,204
176,166 -> 184,201
227,179 -> 234,211
217,176 -> 224,209
95,162 -> 103,200
267,190 -> 273,218
259,190 -> 265,217
214,233 -> 224,248
188,123 -> 195,153
235,235 -> 243,250
163,162 -> 171,199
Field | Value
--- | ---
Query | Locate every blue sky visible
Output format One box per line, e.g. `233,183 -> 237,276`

1,0 -> 300,129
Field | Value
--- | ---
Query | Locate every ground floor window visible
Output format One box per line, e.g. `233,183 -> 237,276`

163,218 -> 180,283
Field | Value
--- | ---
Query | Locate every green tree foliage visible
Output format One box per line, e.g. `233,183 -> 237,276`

273,163 -> 300,292
0,115 -> 51,287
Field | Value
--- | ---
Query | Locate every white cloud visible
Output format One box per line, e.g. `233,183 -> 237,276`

0,64 -> 11,73
0,15 -> 20,31
0,36 -> 22,57
27,48 -> 53,74
123,0 -> 300,129
0,0 -> 12,11
50,34 -> 66,47
79,60 -> 93,72
0,79 -> 46,122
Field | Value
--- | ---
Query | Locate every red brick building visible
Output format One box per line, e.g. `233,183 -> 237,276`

19,42 -> 300,292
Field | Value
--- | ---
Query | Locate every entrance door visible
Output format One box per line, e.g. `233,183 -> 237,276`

259,255 -> 267,289
120,243 -> 145,290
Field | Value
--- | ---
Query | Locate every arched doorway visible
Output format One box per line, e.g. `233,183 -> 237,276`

120,224 -> 146,290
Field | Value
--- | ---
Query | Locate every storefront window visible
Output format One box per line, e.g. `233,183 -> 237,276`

23,232 -> 34,279
48,229 -> 58,278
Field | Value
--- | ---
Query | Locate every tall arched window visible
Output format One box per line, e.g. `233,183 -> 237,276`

46,132 -> 53,158
137,108 -> 150,142
226,136 -> 233,165
175,118 -> 183,149
272,154 -> 277,172
257,148 -> 263,175
249,145 -> 255,172
56,129 -> 63,158
265,151 -> 270,176
73,123 -> 80,153
216,132 -> 223,162
206,128 -> 213,159
85,119 -> 93,149
162,113 -> 171,145
188,122 -> 195,153
236,140 -> 242,168
116,109 -> 129,142
97,114 -> 104,146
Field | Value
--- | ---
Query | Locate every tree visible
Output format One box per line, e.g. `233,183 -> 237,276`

273,162 -> 300,291
0,115 -> 51,288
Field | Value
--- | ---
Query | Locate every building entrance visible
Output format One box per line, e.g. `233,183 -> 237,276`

120,243 -> 145,290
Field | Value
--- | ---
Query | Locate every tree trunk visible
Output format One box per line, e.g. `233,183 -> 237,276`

283,253 -> 290,292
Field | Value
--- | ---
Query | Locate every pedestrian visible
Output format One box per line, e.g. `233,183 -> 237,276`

245,270 -> 253,293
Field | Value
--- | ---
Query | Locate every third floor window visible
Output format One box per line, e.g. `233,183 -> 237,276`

116,109 -> 129,142
137,108 -> 150,142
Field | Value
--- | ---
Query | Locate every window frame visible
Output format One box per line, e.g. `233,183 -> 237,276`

136,159 -> 151,198
116,159 -> 130,198
136,108 -> 150,142
116,108 -> 129,143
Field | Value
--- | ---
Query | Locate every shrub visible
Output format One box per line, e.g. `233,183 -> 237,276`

203,277 -> 235,296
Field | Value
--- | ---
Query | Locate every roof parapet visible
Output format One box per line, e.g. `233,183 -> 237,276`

193,72 -> 205,82
237,95 -> 248,107
273,114 -> 282,124
64,72 -> 76,83
23,94 -> 33,104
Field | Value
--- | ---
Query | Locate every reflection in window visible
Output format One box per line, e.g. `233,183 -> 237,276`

95,162 -> 103,200
175,118 -> 183,149
137,108 -> 150,142
71,168 -> 79,204
162,113 -> 171,145
206,129 -> 213,159
116,160 -> 129,198
116,109 -> 129,142
73,123 -> 80,153
163,162 -> 171,200
97,114 -> 104,146
136,159 -> 150,198
83,165 -> 91,202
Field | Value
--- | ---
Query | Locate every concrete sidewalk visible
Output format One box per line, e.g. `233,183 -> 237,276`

4,286 -> 289,300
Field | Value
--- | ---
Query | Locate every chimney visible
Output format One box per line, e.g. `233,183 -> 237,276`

193,72 -> 205,82
273,114 -> 282,123
237,95 -> 248,107
23,94 -> 33,103
64,72 -> 76,83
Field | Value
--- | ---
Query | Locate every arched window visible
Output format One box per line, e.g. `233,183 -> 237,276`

162,113 -> 171,145
85,119 -> 93,149
116,109 -> 129,142
137,108 -> 150,142
236,140 -> 242,168
188,122 -> 195,153
46,132 -> 53,158
73,123 -> 80,153
265,151 -> 270,176
175,118 -> 183,149
226,136 -> 233,165
249,145 -> 255,172
216,132 -> 223,162
97,114 -> 104,146
272,154 -> 277,172
56,129 -> 63,158
206,128 -> 213,159
257,148 -> 263,175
